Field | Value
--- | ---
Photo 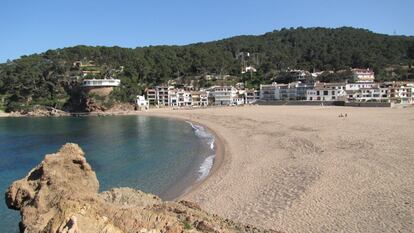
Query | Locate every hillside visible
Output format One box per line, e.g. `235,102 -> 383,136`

1,27 -> 414,112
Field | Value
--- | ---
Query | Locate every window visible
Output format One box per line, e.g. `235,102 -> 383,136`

324,91 -> 328,96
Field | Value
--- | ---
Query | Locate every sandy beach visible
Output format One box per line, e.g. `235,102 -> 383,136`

139,105 -> 414,233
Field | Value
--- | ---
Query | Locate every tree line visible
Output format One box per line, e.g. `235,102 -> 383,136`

1,27 -> 413,112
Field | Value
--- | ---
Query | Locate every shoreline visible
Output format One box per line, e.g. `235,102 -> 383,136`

0,110 -> 226,203
3,106 -> 413,232
133,113 -> 226,202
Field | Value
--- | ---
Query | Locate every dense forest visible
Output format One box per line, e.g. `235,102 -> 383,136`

1,27 -> 414,112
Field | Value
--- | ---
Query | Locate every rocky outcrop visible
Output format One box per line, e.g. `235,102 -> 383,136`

5,143 -> 275,233
22,106 -> 71,117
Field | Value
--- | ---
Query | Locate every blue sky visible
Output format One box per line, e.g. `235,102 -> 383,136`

1,0 -> 413,62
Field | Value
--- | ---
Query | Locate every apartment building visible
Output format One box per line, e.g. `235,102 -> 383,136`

156,86 -> 171,106
352,68 -> 375,83
191,91 -> 209,106
145,88 -> 157,105
208,86 -> 238,105
306,83 -> 346,101
244,89 -> 260,104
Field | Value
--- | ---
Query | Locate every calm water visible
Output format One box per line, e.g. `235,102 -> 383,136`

0,116 -> 215,232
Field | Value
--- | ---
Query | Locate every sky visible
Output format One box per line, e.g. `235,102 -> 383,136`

1,0 -> 413,62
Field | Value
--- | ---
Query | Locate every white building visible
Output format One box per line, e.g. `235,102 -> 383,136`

177,90 -> 192,107
345,82 -> 378,91
168,89 -> 193,107
208,86 -> 238,105
260,82 -> 280,101
244,89 -> 260,104
352,68 -> 375,83
156,86 -> 172,106
233,96 -> 245,105
241,66 -> 257,74
145,89 -> 156,105
306,83 -> 346,101
386,82 -> 414,104
136,95 -> 149,110
82,78 -> 120,87
191,91 -> 209,106
260,82 -> 313,101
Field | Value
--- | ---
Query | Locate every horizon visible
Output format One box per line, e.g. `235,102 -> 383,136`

1,0 -> 414,62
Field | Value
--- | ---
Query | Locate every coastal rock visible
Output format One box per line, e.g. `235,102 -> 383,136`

5,143 -> 276,233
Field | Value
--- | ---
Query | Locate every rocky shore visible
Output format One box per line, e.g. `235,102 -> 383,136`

5,143 -> 274,233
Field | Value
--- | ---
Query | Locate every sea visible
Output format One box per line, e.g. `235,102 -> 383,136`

0,115 -> 215,233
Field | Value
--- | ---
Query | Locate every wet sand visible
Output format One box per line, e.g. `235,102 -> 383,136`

141,105 -> 414,233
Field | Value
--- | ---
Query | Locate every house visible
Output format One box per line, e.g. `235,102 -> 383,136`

232,95 -> 245,105
306,82 -> 346,101
136,95 -> 149,110
352,68 -> 375,83
145,89 -> 157,105
208,86 -> 238,105
288,69 -> 310,81
177,90 -> 192,107
260,82 -> 280,101
81,78 -> 121,96
260,82 -> 313,101
386,82 -> 414,104
168,89 -> 193,107
345,82 -> 377,91
168,89 -> 179,107
82,78 -> 120,87
241,66 -> 257,74
294,82 -> 314,100
244,89 -> 260,104
191,91 -> 209,106
156,86 -> 172,106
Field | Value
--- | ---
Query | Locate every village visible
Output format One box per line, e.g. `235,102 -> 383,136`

134,68 -> 414,109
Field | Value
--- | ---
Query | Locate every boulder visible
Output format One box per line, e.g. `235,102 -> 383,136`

5,143 -> 277,233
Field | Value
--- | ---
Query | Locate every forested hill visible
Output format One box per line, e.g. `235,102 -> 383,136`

1,27 -> 414,112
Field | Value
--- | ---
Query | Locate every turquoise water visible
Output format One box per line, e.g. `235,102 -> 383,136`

0,116 -> 215,233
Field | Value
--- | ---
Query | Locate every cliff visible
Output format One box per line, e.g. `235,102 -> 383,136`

5,143 -> 275,233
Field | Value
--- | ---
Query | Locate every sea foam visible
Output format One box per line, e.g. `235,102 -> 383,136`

186,121 -> 216,181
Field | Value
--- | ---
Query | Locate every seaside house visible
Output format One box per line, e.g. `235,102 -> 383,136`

168,89 -> 193,107
306,82 -> 346,101
260,82 -> 312,101
168,89 -> 179,107
385,82 -> 414,104
145,88 -> 157,105
352,68 -> 375,83
177,90 -> 193,107
260,82 -> 280,101
244,89 -> 260,104
191,91 -> 209,106
136,95 -> 149,110
156,85 -> 172,106
82,78 -> 121,88
233,94 -> 245,105
294,82 -> 315,100
208,86 -> 238,105
81,78 -> 121,96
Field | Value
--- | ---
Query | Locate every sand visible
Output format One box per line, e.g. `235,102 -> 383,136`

140,105 -> 414,233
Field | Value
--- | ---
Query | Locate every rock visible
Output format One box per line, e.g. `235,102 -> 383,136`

5,143 -> 277,233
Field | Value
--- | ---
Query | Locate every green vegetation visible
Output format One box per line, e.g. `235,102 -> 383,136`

1,27 -> 413,112
182,220 -> 192,230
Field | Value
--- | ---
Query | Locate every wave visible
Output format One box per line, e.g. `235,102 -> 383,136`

197,155 -> 215,181
186,121 -> 216,181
